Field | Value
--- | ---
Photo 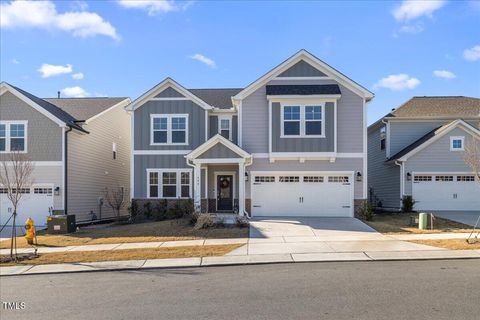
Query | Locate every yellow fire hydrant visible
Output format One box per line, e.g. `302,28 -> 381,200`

25,218 -> 36,245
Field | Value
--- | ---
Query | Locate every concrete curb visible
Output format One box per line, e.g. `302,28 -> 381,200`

1,250 -> 479,276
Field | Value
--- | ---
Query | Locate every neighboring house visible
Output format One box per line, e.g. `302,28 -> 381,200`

0,82 -> 131,226
368,96 -> 480,211
127,49 -> 373,217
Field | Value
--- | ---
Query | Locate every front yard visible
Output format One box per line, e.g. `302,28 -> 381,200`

408,239 -> 480,250
0,217 -> 249,249
364,212 -> 474,234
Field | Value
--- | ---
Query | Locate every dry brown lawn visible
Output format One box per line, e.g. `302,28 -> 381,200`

0,244 -> 243,266
0,218 -> 248,249
364,212 -> 474,234
409,239 -> 480,250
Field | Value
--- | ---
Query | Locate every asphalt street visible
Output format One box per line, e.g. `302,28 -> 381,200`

1,260 -> 479,320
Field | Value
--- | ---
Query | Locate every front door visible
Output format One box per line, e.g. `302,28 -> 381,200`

217,175 -> 233,211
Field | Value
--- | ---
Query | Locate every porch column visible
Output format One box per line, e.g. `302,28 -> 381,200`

238,161 -> 245,216
193,162 -> 202,213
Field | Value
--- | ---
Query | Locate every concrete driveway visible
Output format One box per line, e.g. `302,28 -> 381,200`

226,217 -> 443,256
432,211 -> 480,227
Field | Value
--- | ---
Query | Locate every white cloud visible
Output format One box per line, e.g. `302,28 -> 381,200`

38,63 -> 73,78
61,86 -> 89,98
117,0 -> 193,16
10,59 -> 20,64
398,24 -> 424,34
72,72 -> 84,80
0,0 -> 119,40
374,74 -> 421,91
463,45 -> 480,61
189,53 -> 216,68
393,0 -> 446,22
433,70 -> 456,79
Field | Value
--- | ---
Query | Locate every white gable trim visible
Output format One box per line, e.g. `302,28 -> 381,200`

0,82 -> 67,127
85,98 -> 131,124
398,120 -> 480,162
232,49 -> 374,102
125,78 -> 213,111
186,134 -> 251,160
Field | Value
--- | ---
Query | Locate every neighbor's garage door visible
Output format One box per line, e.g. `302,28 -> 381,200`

412,174 -> 480,211
251,172 -> 353,217
0,186 -> 54,227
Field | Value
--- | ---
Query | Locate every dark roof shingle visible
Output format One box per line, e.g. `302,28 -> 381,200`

265,84 -> 341,96
44,97 -> 129,121
188,88 -> 242,109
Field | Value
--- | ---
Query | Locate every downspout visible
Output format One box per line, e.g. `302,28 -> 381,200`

64,127 -> 72,215
395,160 -> 404,210
244,157 -> 253,218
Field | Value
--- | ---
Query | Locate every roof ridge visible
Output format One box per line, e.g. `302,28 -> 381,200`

188,88 -> 243,90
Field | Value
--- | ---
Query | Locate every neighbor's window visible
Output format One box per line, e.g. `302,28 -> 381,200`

112,142 -> 117,160
450,136 -> 464,151
283,106 -> 301,136
380,126 -> 386,150
219,117 -> 231,140
151,114 -> 188,145
0,122 -> 26,153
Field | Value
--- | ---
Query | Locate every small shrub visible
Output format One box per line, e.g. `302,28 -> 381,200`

402,196 -> 416,213
143,202 -> 153,219
194,214 -> 215,230
189,212 -> 200,225
182,199 -> 195,216
358,202 -> 374,221
128,201 -> 139,222
152,199 -> 168,221
235,216 -> 250,228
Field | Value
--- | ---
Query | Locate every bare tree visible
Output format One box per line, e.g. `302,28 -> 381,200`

104,185 -> 127,220
464,136 -> 480,181
0,152 -> 34,261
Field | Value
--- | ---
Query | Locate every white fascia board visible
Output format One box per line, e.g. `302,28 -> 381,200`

186,134 -> 252,160
398,120 -> 480,161
232,50 -> 374,101
126,78 -> 213,111
1,82 -> 67,127
85,98 -> 131,124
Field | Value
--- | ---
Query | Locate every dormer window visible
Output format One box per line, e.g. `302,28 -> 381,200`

450,136 -> 464,151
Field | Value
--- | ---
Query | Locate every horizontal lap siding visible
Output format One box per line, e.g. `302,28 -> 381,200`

389,121 -> 445,156
241,86 -> 269,153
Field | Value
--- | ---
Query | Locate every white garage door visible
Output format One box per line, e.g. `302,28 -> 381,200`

251,172 -> 353,217
0,186 -> 54,227
412,174 -> 480,211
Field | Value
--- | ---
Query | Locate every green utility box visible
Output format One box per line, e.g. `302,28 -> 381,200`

47,215 -> 76,234
418,213 -> 428,230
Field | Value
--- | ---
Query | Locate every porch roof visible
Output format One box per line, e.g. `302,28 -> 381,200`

186,134 -> 252,162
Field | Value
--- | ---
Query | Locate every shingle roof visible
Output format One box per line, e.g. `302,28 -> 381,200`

44,97 -> 128,121
390,96 -> 480,118
265,84 -> 341,96
188,88 -> 242,109
7,84 -> 86,132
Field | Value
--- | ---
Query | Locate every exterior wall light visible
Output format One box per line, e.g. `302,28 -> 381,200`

406,172 -> 412,181
356,172 -> 362,182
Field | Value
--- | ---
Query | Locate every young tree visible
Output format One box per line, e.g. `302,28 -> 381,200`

104,185 -> 127,220
0,152 -> 34,261
464,136 -> 480,181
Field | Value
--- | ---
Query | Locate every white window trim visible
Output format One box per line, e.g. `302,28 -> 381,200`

280,104 -> 325,138
146,168 -> 193,199
0,120 -> 28,154
150,114 -> 189,146
450,136 -> 464,151
218,115 -> 232,141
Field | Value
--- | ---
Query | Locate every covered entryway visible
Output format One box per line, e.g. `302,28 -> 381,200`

251,172 -> 354,217
0,186 -> 54,228
412,174 -> 480,211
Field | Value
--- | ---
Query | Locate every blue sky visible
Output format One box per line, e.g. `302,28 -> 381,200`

1,0 -> 479,124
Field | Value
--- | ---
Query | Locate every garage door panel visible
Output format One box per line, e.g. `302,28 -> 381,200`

251,173 -> 353,217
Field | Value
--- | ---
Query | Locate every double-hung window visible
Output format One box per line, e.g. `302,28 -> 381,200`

281,104 -> 324,137
147,169 -> 192,199
218,116 -> 232,140
0,121 -> 27,153
151,114 -> 188,145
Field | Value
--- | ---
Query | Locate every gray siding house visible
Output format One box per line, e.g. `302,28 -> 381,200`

128,50 -> 373,217
368,96 -> 480,211
0,82 -> 131,226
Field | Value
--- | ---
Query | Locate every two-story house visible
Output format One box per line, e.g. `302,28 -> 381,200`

128,50 -> 374,217
0,82 -> 131,227
368,96 -> 480,212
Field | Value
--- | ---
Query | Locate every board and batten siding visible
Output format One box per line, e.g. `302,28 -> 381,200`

67,106 -> 130,221
198,144 -> 242,159
0,91 -> 63,161
247,158 -> 364,199
367,126 -> 400,209
208,115 -> 239,145
403,127 -> 476,196
278,60 -> 327,77
134,100 -> 206,150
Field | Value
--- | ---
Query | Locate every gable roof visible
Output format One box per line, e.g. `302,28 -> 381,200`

186,134 -> 251,160
44,97 -> 130,122
232,49 -> 374,102
1,82 -> 86,132
387,119 -> 480,162
188,88 -> 242,109
389,96 -> 480,118
126,78 -> 214,111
